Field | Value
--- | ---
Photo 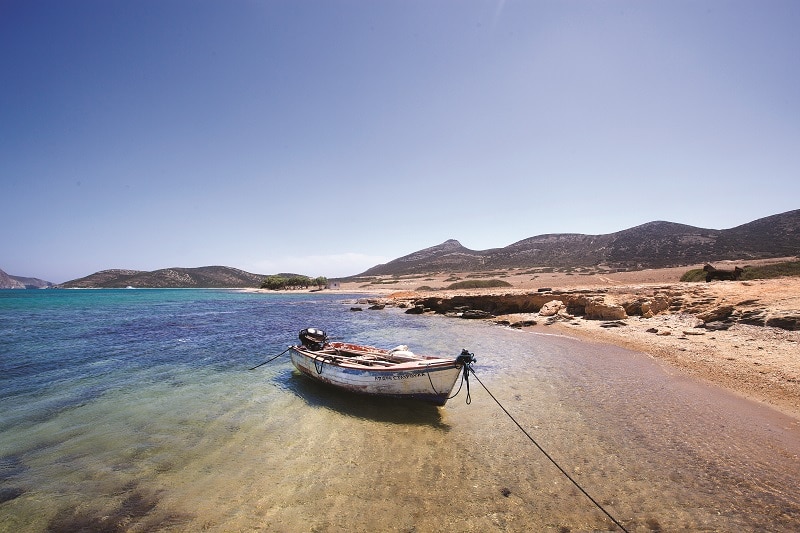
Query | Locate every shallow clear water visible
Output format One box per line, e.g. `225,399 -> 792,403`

1,289 -> 798,532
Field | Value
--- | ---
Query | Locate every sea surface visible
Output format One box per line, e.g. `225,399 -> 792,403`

1,289 -> 799,532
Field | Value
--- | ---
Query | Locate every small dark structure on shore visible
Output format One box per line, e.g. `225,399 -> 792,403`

703,264 -> 744,282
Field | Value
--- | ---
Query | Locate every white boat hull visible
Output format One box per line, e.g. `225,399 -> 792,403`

289,342 -> 467,406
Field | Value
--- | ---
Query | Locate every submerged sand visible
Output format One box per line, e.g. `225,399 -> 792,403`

336,258 -> 800,418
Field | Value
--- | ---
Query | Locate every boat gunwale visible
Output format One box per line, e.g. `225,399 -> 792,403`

289,343 -> 460,372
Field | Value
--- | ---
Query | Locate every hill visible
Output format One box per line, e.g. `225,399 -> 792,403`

0,268 -> 54,289
59,266 -> 267,289
0,269 -> 25,289
356,209 -> 800,277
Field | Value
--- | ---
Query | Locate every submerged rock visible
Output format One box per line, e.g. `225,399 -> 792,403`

0,487 -> 25,504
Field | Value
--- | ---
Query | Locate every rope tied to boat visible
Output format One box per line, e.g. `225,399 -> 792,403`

426,349 -> 475,404
313,353 -> 338,375
248,347 -> 291,371
468,368 -> 630,533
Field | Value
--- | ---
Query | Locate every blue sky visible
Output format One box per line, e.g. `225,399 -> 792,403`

2,1 -> 798,283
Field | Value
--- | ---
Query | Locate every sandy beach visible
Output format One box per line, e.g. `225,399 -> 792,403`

336,258 -> 800,418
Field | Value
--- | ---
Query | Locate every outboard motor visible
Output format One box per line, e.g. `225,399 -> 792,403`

299,328 -> 327,351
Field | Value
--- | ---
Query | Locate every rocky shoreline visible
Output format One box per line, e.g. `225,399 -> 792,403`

349,277 -> 800,418
394,282 -> 800,331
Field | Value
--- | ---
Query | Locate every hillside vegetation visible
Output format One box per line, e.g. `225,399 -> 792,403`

415,279 -> 513,291
681,261 -> 800,282
261,275 -> 328,290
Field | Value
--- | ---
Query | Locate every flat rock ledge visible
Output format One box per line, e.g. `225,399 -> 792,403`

383,285 -> 799,331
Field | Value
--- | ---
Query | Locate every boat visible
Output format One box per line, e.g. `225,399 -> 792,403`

289,328 -> 475,406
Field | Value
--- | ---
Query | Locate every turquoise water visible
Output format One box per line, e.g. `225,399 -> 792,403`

2,290 -> 348,434
1,289 -> 799,532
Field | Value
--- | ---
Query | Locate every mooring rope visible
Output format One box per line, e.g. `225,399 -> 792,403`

426,363 -> 472,404
248,347 -> 291,371
314,354 -> 336,374
469,369 -> 629,533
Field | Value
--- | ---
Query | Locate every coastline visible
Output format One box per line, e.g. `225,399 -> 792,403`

544,315 -> 800,418
334,262 -> 800,418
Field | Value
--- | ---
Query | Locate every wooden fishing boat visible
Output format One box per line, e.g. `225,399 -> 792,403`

289,328 -> 475,406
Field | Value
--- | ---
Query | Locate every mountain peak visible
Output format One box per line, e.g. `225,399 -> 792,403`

438,239 -> 464,251
353,209 -> 800,276
357,239 -> 483,276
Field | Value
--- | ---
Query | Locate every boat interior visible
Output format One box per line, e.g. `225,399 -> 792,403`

309,343 -> 444,367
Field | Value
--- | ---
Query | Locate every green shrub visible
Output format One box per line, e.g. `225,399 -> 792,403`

742,261 -> 800,279
445,279 -> 513,290
680,269 -> 706,282
261,275 -> 327,290
681,261 -> 800,282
